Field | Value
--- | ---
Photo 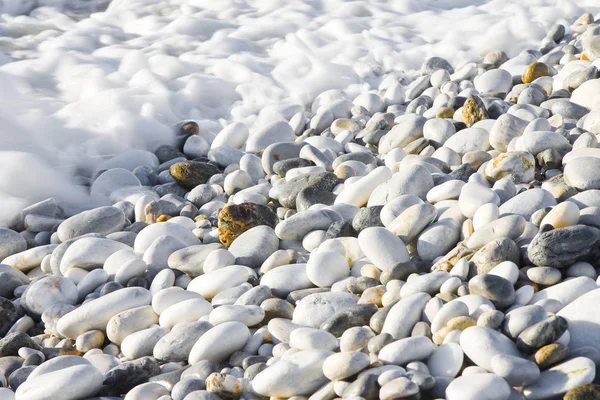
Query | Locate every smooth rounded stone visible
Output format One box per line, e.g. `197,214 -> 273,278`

0,229 -> 27,260
379,377 -> 419,400
252,349 -> 331,397
499,188 -> 556,220
320,303 -> 378,337
153,321 -> 212,362
522,357 -> 596,400
167,244 -> 224,278
57,207 -> 126,242
400,271 -> 450,298
123,382 -> 170,400
379,336 -> 435,366
0,272 -> 23,298
260,263 -> 312,298
469,274 -> 515,309
534,343 -> 569,369
209,304 -> 264,327
296,187 -> 336,212
423,119 -> 455,147
503,304 -> 548,340
356,227 -> 409,271
187,265 -> 249,299
59,237 -> 130,275
135,222 -> 200,254
417,218 -> 461,261
246,120 -> 295,153
306,251 -> 349,288
459,182 -> 501,219
426,180 -> 465,204
513,130 -> 571,156
339,326 -> 374,352
380,195 -> 423,227
159,297 -> 213,328
372,164 -> 434,205
189,321 -> 250,364
491,354 -> 540,386
172,379 -> 206,400
118,326 -> 168,359
275,209 -> 343,240
526,267 -> 562,286
475,68 -> 513,94
431,301 -> 470,334
228,225 -> 279,268
531,275 -> 597,306
293,291 -> 358,328
459,326 -> 521,370
426,342 -> 463,378
226,286 -> 266,309
2,244 -> 57,273
168,161 -> 219,189
446,373 -> 511,400
379,261 -> 417,284
56,287 -> 152,339
23,275 -> 78,316
558,288 -> 600,352
74,329 -> 105,352
260,298 -> 293,321
105,305 -> 158,345
571,79 -> 600,109
382,293 -> 431,339
564,157 -> 600,190
8,366 -> 35,390
91,168 -> 141,199
443,127 -> 489,156
387,203 -> 437,243
527,225 -> 600,269
15,364 -> 103,400
289,327 -> 338,351
336,166 -> 392,207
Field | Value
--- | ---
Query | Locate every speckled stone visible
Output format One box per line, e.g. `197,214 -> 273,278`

170,161 -> 220,189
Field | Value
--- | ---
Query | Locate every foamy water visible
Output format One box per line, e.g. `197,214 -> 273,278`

0,0 -> 599,226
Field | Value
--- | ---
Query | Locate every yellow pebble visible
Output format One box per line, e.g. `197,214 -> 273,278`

156,215 -> 171,222
522,62 -> 549,84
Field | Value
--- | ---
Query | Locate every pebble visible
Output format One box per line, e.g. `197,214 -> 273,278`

15,365 -> 103,400
459,326 -> 521,370
522,357 -> 596,399
188,321 -> 251,364
446,373 -> 511,400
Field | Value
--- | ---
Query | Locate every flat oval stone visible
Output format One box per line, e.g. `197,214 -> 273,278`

24,276 -> 78,316
293,291 -> 358,328
358,227 -> 410,272
56,287 -> 152,339
252,349 -> 331,398
57,207 -> 126,242
188,321 -> 250,364
446,373 -> 511,400
557,288 -> 600,352
564,156 -> 600,190
153,321 -> 212,362
381,293 -> 431,339
275,209 -> 344,240
289,327 -> 338,351
499,188 -> 556,220
16,364 -> 103,400
417,219 -> 461,261
459,326 -> 521,370
121,326 -> 169,359
502,305 -> 548,340
468,274 -> 515,309
247,120 -> 296,153
187,265 -> 249,299
0,228 -> 27,260
378,336 -> 435,366
427,342 -> 463,378
229,226 -> 279,268
522,357 -> 596,399
490,354 -> 540,386
134,222 -> 200,253
260,263 -> 313,298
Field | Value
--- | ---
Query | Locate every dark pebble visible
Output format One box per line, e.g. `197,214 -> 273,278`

320,304 -> 378,337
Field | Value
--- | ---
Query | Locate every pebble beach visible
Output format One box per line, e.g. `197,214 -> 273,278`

2,1 -> 600,400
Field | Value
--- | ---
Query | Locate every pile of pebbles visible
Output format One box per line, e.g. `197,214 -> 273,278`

2,11 -> 600,400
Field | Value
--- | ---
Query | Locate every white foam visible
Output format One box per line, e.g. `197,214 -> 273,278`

0,0 -> 599,226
